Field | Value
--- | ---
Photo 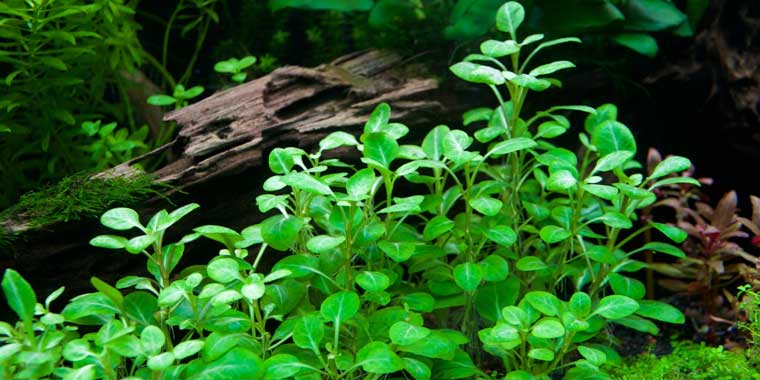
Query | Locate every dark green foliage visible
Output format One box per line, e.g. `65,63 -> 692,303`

0,0 -> 146,207
610,341 -> 760,380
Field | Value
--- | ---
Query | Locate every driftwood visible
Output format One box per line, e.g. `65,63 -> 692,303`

122,49 -> 441,189
0,50 -> 445,316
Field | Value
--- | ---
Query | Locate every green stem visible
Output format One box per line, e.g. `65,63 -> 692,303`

178,16 -> 211,85
162,1 -> 184,75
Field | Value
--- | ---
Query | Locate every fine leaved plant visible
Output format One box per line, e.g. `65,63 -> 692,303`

0,2 -> 697,380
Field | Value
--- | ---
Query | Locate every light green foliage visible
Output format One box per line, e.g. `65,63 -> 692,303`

214,56 -> 258,83
0,2 -> 695,379
739,285 -> 760,355
609,341 -> 760,380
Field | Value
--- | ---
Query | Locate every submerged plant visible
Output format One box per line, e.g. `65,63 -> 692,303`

0,2 -> 695,380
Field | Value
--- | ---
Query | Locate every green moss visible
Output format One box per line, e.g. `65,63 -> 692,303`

610,341 -> 760,380
0,172 -> 168,250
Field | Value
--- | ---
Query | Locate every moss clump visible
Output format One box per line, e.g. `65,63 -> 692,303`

0,172 -> 167,250
610,341 -> 760,380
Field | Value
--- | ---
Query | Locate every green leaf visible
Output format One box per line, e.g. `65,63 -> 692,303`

321,291 -> 360,327
39,56 -> 67,70
403,357 -> 431,380
528,348 -> 554,361
479,255 -> 509,282
593,295 -> 639,320
293,314 -> 324,352
62,293 -> 119,321
141,325 -> 165,355
529,60 -> 575,76
356,271 -> 391,292
100,208 -> 141,231
569,292 -> 591,318
269,148 -> 295,174
356,341 -> 404,374
306,235 -> 345,254
608,273 -> 645,299
486,137 -> 537,157
537,120 -> 568,138
505,370 -> 534,380
591,120 -> 637,156
399,293 -> 435,313
363,132 -> 400,168
504,72 -> 552,91
593,151 -> 635,173
90,235 -> 128,250
2,269 -> 36,324
463,107 -> 493,125
578,346 -> 607,366
63,339 -> 92,362
612,33 -> 659,58
525,291 -> 561,316
147,94 -> 176,106
480,39 -> 520,57
469,196 -> 503,216
319,131 -> 359,151
485,225 -> 517,246
649,176 -> 702,189
397,331 -> 457,360
649,155 -> 691,179
389,321 -> 431,345
539,225 -> 571,243
347,168 -> 376,198
598,212 -> 632,229
171,340 -> 204,361
148,352 -> 175,371
496,1 -> 525,36
475,277 -> 520,322
126,235 -> 155,254
636,300 -> 685,324
364,103 -> 391,133
378,241 -> 417,262
62,364 -> 96,380
637,242 -> 685,258
123,292 -> 157,327
264,354 -> 313,380
187,347 -> 263,380
651,222 -> 688,243
582,184 -> 618,201
261,215 -> 304,251
282,172 -> 333,196
431,349 -> 481,379
613,315 -> 659,335
423,215 -> 455,241
207,258 -> 241,283
531,318 -> 565,339
619,0 -> 687,31
90,277 -> 123,308
450,62 -> 505,85
422,125 -> 449,160
453,263 -> 483,292
516,256 -> 548,271
547,170 -> 578,192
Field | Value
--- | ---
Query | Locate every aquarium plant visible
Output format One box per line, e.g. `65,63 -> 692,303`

0,2 -> 695,380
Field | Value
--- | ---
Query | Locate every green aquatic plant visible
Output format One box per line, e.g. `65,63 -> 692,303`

0,2 -> 697,379
609,341 -> 760,380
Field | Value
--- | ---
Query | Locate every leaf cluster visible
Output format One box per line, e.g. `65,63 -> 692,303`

0,2 -> 699,380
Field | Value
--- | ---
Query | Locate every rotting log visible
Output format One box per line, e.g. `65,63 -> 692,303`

0,50 -> 446,316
